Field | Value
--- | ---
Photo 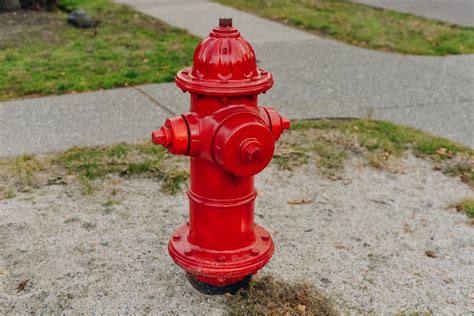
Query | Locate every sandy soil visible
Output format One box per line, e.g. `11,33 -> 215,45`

0,155 -> 473,314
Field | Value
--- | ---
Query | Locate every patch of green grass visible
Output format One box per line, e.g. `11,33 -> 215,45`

277,119 -> 473,183
0,155 -> 44,195
443,160 -> 474,187
456,198 -> 474,218
273,151 -> 309,170
226,274 -> 337,315
291,119 -> 473,159
0,142 -> 187,197
103,198 -> 121,207
213,0 -> 474,55
1,119 -> 471,198
160,169 -> 189,195
0,0 -> 199,100
80,179 -> 96,195
127,162 -> 152,174
55,143 -> 166,179
314,143 -> 347,176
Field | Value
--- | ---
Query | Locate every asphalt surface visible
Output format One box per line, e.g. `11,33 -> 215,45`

0,0 -> 473,157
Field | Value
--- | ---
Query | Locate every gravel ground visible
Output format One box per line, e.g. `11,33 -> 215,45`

0,155 -> 473,314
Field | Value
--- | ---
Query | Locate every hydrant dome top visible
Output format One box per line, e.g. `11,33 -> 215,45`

175,18 -> 273,96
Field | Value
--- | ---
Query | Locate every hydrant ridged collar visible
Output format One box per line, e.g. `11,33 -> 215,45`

176,67 -> 273,96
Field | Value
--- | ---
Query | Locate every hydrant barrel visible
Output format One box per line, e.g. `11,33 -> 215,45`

188,158 -> 256,250
151,18 -> 290,294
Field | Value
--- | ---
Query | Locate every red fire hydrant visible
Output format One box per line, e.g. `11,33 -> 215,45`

152,17 -> 290,294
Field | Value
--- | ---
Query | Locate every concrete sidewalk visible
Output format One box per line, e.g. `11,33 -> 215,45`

1,0 -> 473,158
352,0 -> 474,27
113,0 -> 474,146
0,87 -> 173,158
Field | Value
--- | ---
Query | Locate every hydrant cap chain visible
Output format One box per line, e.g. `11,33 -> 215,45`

175,18 -> 273,96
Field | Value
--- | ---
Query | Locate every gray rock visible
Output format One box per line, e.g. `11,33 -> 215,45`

67,10 -> 94,28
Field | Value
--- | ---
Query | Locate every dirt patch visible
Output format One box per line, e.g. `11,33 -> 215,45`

0,154 -> 472,313
226,275 -> 337,315
0,10 -> 66,48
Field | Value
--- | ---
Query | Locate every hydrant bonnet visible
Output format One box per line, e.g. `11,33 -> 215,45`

175,19 -> 273,96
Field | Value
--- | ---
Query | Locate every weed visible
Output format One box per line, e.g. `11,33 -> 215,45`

80,178 -> 96,195
0,155 -> 45,195
109,144 -> 128,158
159,169 -> 189,195
274,151 -> 309,170
313,143 -> 347,176
442,158 -> 474,187
456,198 -> 474,218
103,198 -> 120,207
283,119 -> 473,182
127,162 -> 152,174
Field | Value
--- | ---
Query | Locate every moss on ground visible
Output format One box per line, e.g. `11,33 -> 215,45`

0,0 -> 199,100
214,0 -> 474,55
226,275 -> 337,315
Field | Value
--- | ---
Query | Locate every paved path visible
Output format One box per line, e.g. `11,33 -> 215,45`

352,0 -> 474,27
0,88 -> 172,158
1,0 -> 473,157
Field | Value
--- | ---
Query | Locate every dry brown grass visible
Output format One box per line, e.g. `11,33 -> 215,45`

274,119 -> 473,185
226,275 -> 337,316
455,197 -> 474,218
0,142 -> 188,198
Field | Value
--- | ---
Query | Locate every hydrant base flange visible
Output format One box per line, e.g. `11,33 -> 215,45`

187,274 -> 252,295
168,223 -> 274,286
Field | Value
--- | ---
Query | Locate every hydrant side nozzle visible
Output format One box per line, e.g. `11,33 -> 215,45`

260,107 -> 290,140
281,116 -> 291,131
151,116 -> 190,155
